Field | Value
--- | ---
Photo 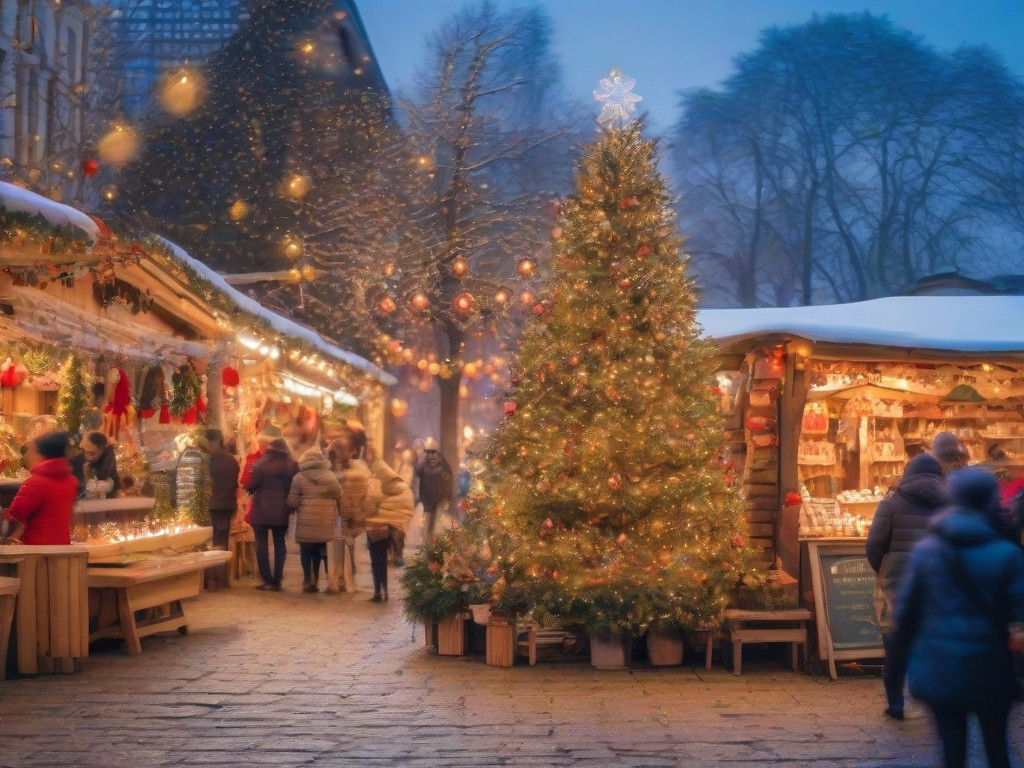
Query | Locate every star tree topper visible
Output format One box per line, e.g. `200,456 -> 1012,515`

594,68 -> 643,126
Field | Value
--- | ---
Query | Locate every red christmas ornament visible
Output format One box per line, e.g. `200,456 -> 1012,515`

636,245 -> 651,260
82,159 -> 100,177
222,367 -> 240,387
158,403 -> 171,424
503,399 -> 517,416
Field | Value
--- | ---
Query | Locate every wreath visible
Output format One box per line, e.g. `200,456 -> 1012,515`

170,363 -> 201,417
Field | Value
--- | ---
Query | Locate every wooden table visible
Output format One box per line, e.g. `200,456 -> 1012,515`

87,551 -> 231,655
0,576 -> 20,680
723,608 -> 812,675
0,545 -> 90,676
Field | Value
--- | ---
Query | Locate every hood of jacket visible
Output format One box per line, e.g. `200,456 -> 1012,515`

931,508 -> 1001,548
896,454 -> 948,509
299,456 -> 330,473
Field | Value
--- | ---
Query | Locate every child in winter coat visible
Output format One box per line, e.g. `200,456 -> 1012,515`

287,447 -> 343,593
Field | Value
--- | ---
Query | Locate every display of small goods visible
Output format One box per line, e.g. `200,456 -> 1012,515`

797,358 -> 1024,504
798,486 -> 884,538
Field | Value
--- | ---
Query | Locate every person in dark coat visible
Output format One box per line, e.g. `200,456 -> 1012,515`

205,429 -> 240,588
79,430 -> 119,498
244,437 -> 297,591
894,467 -> 1024,768
865,452 -> 950,719
415,437 -> 453,537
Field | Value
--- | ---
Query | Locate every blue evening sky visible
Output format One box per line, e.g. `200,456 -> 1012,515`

357,0 -> 1024,133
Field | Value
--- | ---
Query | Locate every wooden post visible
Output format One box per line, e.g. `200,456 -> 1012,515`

0,576 -> 19,680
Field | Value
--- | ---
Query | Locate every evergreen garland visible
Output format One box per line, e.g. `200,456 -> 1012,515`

56,354 -> 90,435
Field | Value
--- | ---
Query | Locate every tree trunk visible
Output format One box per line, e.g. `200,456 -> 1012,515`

437,373 -> 460,489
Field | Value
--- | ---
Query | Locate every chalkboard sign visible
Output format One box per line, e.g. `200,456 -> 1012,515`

806,541 -> 885,680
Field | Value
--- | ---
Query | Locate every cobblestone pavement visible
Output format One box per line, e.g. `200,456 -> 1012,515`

1,549 -> 1022,768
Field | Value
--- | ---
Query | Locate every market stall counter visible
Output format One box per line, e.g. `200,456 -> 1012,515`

87,550 -> 231,655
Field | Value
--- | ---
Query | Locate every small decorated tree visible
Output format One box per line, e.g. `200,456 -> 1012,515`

479,72 -> 754,638
56,353 -> 90,435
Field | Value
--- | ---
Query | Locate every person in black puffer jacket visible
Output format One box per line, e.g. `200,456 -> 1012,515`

245,438 -> 298,591
865,452 -> 949,719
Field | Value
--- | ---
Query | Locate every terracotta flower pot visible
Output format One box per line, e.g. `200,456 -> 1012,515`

646,625 -> 684,666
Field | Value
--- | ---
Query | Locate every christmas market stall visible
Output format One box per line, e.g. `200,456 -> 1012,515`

698,296 -> 1024,675
0,181 -> 395,559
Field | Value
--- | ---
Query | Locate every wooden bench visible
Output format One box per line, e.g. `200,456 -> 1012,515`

87,551 -> 231,655
515,618 -> 575,665
723,608 -> 811,675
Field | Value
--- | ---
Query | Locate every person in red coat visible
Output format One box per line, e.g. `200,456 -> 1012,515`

2,431 -> 78,545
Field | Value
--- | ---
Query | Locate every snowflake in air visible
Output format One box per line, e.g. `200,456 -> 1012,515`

594,68 -> 643,126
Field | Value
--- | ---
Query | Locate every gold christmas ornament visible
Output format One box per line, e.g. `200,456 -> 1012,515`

451,257 -> 469,278
158,68 -> 206,116
301,265 -> 316,282
516,258 -> 537,277
409,292 -> 430,312
453,292 -> 475,315
493,288 -> 511,306
287,268 -> 302,284
378,296 -> 396,314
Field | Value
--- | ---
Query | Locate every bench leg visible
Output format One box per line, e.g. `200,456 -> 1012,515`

117,589 -> 143,656
705,632 -> 713,670
732,640 -> 742,676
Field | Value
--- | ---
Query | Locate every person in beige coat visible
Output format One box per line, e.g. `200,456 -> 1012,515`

326,428 -> 372,593
287,447 -> 343,593
363,442 -> 415,600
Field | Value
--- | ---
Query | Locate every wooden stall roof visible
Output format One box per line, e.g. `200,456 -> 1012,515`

0,182 -> 395,390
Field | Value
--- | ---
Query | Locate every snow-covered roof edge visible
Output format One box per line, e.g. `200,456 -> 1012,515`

158,238 -> 396,386
697,295 -> 1024,354
0,182 -> 101,242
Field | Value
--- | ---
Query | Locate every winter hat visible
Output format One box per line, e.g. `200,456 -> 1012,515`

266,438 -> 290,454
947,466 -> 998,511
258,424 -> 283,443
931,431 -> 966,463
300,447 -> 325,464
34,431 -> 69,459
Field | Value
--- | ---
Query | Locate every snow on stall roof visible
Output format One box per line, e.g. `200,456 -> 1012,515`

697,295 -> 1024,354
0,182 -> 101,242
158,238 -> 396,386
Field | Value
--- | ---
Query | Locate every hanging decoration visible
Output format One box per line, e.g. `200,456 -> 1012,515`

170,362 -> 202,418
56,353 -> 90,435
102,365 -> 132,439
0,356 -> 24,388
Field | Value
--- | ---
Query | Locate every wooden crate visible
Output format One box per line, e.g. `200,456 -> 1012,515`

0,545 -> 89,676
436,614 -> 468,656
485,620 -> 515,667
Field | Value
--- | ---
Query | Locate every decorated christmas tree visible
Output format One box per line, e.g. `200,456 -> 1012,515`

482,72 -> 753,637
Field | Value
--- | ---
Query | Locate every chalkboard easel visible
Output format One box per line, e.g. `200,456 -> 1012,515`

806,541 -> 885,680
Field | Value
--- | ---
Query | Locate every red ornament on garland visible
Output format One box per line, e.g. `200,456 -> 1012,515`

82,159 -> 99,177
503,399 -> 517,416
222,367 -> 240,387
